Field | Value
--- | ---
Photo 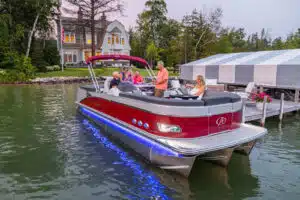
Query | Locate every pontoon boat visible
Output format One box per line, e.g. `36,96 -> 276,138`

76,55 -> 267,177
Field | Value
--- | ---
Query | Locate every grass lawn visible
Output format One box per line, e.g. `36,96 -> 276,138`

36,67 -> 178,78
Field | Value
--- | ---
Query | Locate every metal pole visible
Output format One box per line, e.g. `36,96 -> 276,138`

145,66 -> 153,79
279,93 -> 285,121
261,95 -> 268,126
149,67 -> 156,77
60,19 -> 64,72
87,63 -> 98,92
59,0 -> 64,72
90,64 -> 100,91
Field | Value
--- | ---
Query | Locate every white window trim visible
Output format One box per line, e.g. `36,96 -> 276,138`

64,51 -> 77,64
86,34 -> 97,45
64,32 -> 76,44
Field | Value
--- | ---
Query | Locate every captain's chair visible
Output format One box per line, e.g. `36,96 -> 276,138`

103,77 -> 113,93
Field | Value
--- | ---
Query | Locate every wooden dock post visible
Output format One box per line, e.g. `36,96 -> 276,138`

242,99 -> 246,123
295,89 -> 299,103
261,96 -> 268,126
279,93 -> 285,121
224,84 -> 228,91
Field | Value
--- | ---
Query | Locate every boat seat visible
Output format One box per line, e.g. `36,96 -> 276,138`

202,90 -> 241,106
120,90 -> 240,107
120,93 -> 205,106
103,77 -> 113,93
117,82 -> 138,93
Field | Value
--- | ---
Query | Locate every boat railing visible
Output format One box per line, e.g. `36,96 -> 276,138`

87,63 -> 100,92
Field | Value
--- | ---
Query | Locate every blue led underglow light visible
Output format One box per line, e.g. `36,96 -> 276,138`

81,119 -> 173,200
79,107 -> 181,158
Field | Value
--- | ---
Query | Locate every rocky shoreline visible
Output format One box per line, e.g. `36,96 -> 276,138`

30,77 -> 97,84
1,76 -> 179,85
0,77 -> 104,85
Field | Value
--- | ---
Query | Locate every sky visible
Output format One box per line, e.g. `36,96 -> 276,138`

63,0 -> 300,39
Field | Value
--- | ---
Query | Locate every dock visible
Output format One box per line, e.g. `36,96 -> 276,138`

244,99 -> 300,122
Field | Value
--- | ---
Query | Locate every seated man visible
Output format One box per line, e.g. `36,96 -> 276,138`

107,71 -> 121,96
133,71 -> 144,84
109,71 -> 120,89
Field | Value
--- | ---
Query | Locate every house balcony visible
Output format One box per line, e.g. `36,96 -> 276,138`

109,44 -> 124,50
63,42 -> 81,49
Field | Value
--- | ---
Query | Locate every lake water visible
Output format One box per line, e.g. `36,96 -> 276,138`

0,84 -> 299,200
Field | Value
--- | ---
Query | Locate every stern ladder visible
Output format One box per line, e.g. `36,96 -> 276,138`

87,63 -> 100,92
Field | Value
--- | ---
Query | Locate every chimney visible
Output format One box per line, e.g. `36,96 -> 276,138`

77,7 -> 83,20
98,12 -> 107,49
101,12 -> 107,25
77,7 -> 84,49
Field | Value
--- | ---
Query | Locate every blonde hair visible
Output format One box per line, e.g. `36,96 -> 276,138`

112,71 -> 119,77
196,75 -> 206,86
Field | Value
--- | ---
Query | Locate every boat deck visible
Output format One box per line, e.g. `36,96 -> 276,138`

244,99 -> 300,122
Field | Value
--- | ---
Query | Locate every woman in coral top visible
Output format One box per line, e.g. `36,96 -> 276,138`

133,71 -> 144,84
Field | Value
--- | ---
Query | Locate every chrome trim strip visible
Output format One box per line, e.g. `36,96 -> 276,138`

89,92 -> 242,117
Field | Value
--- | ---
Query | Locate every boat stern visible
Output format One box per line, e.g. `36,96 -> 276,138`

156,123 -> 267,156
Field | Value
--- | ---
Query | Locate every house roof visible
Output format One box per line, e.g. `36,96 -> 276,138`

61,16 -> 112,26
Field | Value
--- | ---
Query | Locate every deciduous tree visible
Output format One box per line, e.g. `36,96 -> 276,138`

146,41 -> 158,68
65,0 -> 124,59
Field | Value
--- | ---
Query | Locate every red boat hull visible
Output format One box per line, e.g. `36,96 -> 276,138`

80,96 -> 242,139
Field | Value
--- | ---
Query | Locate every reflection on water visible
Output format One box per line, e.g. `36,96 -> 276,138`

0,84 -> 299,200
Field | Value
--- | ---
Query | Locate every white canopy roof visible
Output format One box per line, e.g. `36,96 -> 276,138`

183,49 -> 300,67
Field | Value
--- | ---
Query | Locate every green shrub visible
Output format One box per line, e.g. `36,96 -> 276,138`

0,55 -> 36,83
0,51 -> 19,69
43,43 -> 60,66
0,69 -> 6,75
15,56 -> 36,79
46,65 -> 61,72
53,65 -> 60,71
0,70 -> 18,83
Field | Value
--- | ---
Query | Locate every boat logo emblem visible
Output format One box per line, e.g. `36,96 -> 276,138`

216,117 -> 227,127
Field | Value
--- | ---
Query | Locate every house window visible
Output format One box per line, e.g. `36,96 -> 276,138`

64,51 -> 77,63
86,34 -> 97,44
122,38 -> 125,45
112,33 -> 115,44
116,35 -> 119,44
64,32 -> 76,43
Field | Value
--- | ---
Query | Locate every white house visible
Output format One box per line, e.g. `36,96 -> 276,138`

57,12 -> 131,66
